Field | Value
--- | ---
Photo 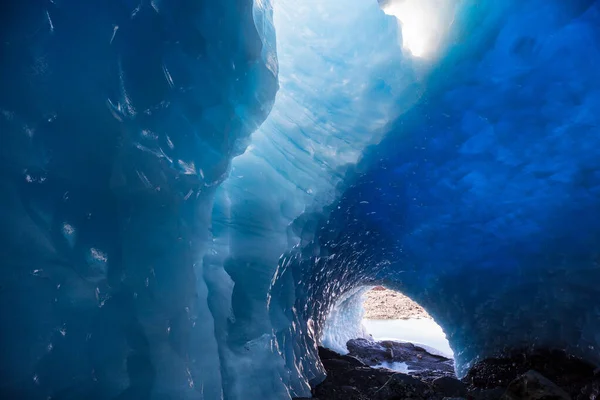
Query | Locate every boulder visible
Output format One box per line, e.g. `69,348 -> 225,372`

501,370 -> 571,400
432,376 -> 468,397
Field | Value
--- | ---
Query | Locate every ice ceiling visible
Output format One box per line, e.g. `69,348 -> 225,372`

1,0 -> 599,399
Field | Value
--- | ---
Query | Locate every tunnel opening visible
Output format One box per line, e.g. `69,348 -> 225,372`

362,286 -> 453,360
1,0 -> 600,398
310,282 -> 600,399
320,286 -> 453,368
308,285 -> 462,398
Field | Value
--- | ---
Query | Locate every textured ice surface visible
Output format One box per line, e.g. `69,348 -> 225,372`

1,0 -> 600,399
0,0 -> 278,398
321,287 -> 371,355
271,0 -> 600,382
209,0 -> 418,397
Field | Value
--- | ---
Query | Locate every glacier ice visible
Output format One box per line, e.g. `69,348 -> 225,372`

1,0 -> 600,399
0,0 -> 278,398
270,0 -> 600,382
320,287 -> 371,355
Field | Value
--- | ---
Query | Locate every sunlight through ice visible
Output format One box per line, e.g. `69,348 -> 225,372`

379,0 -> 457,58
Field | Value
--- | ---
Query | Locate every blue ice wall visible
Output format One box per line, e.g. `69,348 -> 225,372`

0,0 -> 277,398
270,0 -> 600,382
1,0 -> 600,398
206,0 -> 419,397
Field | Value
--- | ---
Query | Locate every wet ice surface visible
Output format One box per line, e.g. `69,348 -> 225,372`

363,318 -> 454,359
346,337 -> 456,382
372,361 -> 412,373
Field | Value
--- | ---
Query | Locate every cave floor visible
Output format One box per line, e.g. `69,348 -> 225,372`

293,341 -> 600,400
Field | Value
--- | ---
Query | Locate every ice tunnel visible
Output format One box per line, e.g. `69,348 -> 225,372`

1,0 -> 599,398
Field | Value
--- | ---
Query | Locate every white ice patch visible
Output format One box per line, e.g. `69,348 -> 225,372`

372,361 -> 412,373
321,287 -> 372,354
90,248 -> 108,263
62,223 -> 76,248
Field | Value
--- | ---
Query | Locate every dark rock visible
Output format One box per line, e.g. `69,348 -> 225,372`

295,345 -> 596,400
312,346 -> 436,400
313,383 -> 367,400
501,370 -> 571,400
578,379 -> 600,400
319,346 -> 365,366
321,358 -> 363,374
468,387 -> 506,400
347,338 -> 455,382
432,376 -> 468,397
347,338 -> 393,364
463,349 -> 595,398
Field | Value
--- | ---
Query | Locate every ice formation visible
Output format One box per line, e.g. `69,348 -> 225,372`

1,0 -> 600,399
320,287 -> 371,355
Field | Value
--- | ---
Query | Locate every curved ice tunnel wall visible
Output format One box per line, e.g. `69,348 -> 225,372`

1,0 -> 600,399
0,0 -> 278,398
320,286 -> 372,355
269,0 -> 600,382
208,0 -> 423,396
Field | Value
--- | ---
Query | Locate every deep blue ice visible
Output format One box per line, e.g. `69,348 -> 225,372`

0,0 -> 599,398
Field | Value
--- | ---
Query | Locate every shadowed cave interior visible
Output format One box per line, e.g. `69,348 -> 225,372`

1,0 -> 600,399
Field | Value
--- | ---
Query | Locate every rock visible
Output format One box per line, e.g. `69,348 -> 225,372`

303,345 -> 596,400
347,338 -> 393,364
313,383 -> 367,400
463,349 -> 595,397
433,376 -> 468,397
347,338 -> 455,382
468,387 -> 507,400
501,370 -> 571,400
319,346 -> 365,367
312,346 -> 435,400
322,358 -> 364,374
578,380 -> 600,400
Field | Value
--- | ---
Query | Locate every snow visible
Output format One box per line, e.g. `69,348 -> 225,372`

373,361 -> 412,374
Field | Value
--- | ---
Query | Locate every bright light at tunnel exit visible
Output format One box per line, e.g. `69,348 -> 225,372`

380,0 -> 456,58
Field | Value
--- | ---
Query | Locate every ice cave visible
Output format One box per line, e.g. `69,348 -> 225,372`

1,0 -> 599,399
